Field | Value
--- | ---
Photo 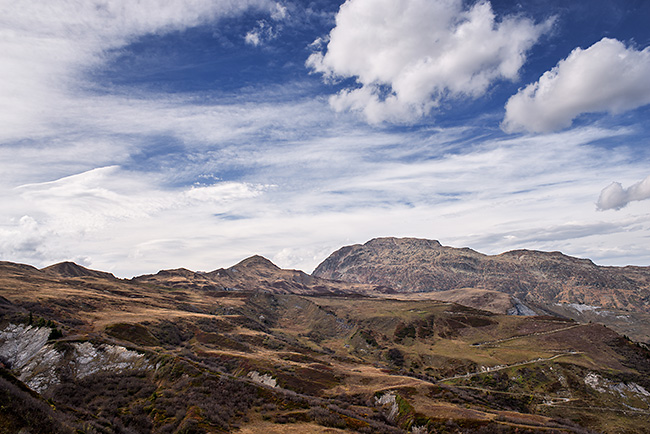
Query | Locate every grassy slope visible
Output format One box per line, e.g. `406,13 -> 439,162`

1,264 -> 649,433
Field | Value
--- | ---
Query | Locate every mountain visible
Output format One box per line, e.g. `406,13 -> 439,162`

313,237 -> 650,310
1,246 -> 650,433
133,254 -> 387,295
313,237 -> 650,342
41,261 -> 116,280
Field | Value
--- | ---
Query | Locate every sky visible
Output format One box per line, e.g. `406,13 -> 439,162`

1,0 -> 650,277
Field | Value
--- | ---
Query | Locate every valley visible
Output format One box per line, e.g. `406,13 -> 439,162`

1,238 -> 650,433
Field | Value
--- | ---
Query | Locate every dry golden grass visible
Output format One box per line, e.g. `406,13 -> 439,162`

387,288 -> 512,314
237,420 -> 348,434
3,262 -> 649,434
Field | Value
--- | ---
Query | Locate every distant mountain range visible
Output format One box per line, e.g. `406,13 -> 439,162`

4,237 -> 650,342
132,254 -> 387,295
2,237 -> 650,434
118,237 -> 650,343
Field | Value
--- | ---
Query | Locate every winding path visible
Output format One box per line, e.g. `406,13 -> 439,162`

470,324 -> 582,347
438,351 -> 581,382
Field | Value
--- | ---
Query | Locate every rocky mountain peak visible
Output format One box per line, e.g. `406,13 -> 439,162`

364,237 -> 443,249
312,237 -> 650,315
231,255 -> 280,271
41,261 -> 116,280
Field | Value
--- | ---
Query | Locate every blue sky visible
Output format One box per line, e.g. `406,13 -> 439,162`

1,0 -> 650,277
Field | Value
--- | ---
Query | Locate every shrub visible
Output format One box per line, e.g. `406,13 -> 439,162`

387,348 -> 405,366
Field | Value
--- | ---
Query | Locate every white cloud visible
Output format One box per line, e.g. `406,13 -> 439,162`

245,2 -> 286,46
503,38 -> 650,133
13,166 -> 267,231
244,20 -> 278,46
0,0 -> 279,141
2,123 -> 650,275
245,28 -> 262,46
270,2 -> 288,21
597,175 -> 650,210
307,0 -> 551,123
0,165 -> 270,273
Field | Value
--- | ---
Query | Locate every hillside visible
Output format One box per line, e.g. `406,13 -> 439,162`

133,255 -> 388,295
313,237 -> 650,343
1,255 -> 650,433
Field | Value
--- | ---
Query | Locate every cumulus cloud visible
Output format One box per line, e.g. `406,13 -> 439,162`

597,175 -> 650,210
307,0 -> 551,123
503,38 -> 650,133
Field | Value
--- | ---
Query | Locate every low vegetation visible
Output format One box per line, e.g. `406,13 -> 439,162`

1,259 -> 649,433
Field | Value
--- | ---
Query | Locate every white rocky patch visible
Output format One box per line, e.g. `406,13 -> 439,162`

19,346 -> 63,393
0,324 -> 50,369
584,373 -> 607,393
70,342 -> 149,379
247,370 -> 277,388
375,392 -> 399,422
585,372 -> 650,401
0,323 -> 151,394
568,303 -> 600,313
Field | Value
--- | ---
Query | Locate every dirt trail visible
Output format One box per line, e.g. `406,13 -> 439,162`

450,385 -> 577,405
470,324 -> 582,347
439,351 -> 581,382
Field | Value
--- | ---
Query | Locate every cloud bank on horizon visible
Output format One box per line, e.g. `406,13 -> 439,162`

1,0 -> 650,276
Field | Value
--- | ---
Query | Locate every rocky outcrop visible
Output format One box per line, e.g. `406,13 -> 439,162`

0,324 -> 151,393
0,323 -> 51,370
313,237 -> 650,314
247,370 -> 277,388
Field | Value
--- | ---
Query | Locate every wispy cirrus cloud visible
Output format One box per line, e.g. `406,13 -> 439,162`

2,120 -> 650,275
0,0 -> 282,141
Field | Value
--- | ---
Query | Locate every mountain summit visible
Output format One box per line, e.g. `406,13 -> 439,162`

313,237 -> 650,342
313,237 -> 650,310
41,261 -> 116,280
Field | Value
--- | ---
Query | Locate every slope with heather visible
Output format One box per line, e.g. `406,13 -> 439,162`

1,256 -> 650,433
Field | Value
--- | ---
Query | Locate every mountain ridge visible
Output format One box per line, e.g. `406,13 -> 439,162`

2,240 -> 650,433
6,237 -> 650,342
313,236 -> 650,311
312,237 -> 650,343
132,254 -> 387,295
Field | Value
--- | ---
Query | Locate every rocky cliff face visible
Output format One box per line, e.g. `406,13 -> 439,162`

313,237 -> 650,342
313,237 -> 650,313
0,324 -> 151,393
